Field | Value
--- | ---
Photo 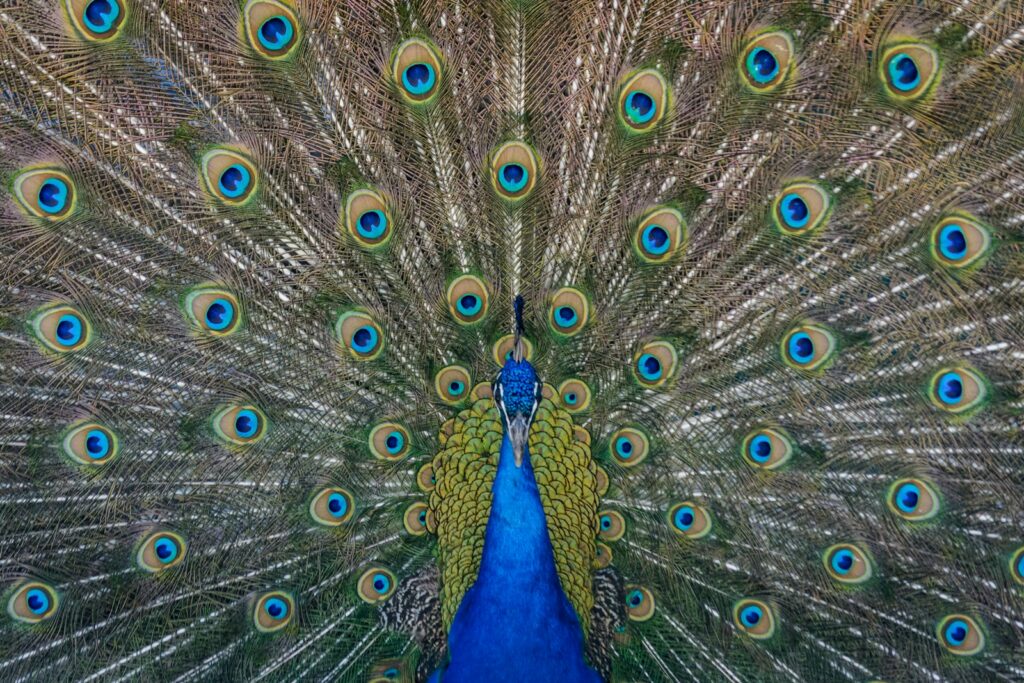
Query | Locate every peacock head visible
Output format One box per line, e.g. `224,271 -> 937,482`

492,296 -> 542,467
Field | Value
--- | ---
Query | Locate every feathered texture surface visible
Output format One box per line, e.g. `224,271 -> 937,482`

1,0 -> 1024,681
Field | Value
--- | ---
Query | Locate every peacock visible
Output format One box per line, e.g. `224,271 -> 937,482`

2,0 -> 1024,681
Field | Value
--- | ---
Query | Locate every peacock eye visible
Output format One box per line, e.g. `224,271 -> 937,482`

781,323 -> 836,372
740,31 -> 795,93
137,531 -> 187,572
63,422 -> 119,466
369,660 -> 409,683
201,148 -> 258,206
357,567 -> 397,603
1009,547 -> 1024,586
336,311 -> 385,361
447,275 -> 490,325
772,182 -> 830,235
492,334 -> 535,365
634,206 -> 687,263
928,367 -> 987,416
369,422 -> 411,461
30,304 -> 93,354
243,0 -> 301,59
213,405 -> 267,445
742,427 -> 792,470
936,614 -> 985,656
632,340 -> 678,389
557,379 -> 591,413
597,510 -> 625,542
391,38 -> 443,104
309,487 -> 354,526
434,365 -> 472,404
609,427 -> 649,468
490,141 -> 540,201
185,287 -> 241,336
823,544 -> 873,584
930,213 -> 991,270
617,69 -> 669,132
733,599 -> 775,639
6,581 -> 59,624
403,502 -> 430,536
593,542 -> 613,569
13,168 -> 77,220
65,0 -> 128,41
668,502 -> 712,539
548,288 -> 589,336
344,188 -> 393,249
880,42 -> 939,101
624,585 -> 655,621
416,462 -> 436,492
253,592 -> 294,632
887,478 -> 939,521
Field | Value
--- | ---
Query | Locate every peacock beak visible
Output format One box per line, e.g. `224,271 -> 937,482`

507,415 -> 530,468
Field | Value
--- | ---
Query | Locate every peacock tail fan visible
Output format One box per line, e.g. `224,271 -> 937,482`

1,1 -> 1023,682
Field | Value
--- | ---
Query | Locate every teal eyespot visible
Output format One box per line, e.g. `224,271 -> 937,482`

201,148 -> 258,205
357,566 -> 397,603
617,69 -> 669,132
632,340 -> 677,389
887,478 -> 939,521
369,422 -> 411,461
403,502 -> 430,536
930,213 -> 991,270
137,531 -> 186,572
185,287 -> 242,336
253,591 -> 294,632
624,585 -> 655,621
742,427 -> 793,470
310,487 -> 354,526
336,311 -> 384,360
668,502 -> 711,539
435,365 -> 472,404
244,1 -> 301,59
936,614 -> 985,656
490,142 -> 539,200
772,182 -> 830,235
63,422 -> 119,466
548,288 -> 589,336
7,581 -> 59,623
447,275 -> 489,325
733,599 -> 775,639
213,405 -> 267,445
928,366 -> 987,417
740,31 -> 794,93
30,304 -> 93,354
781,323 -> 836,372
65,0 -> 128,41
609,427 -> 649,468
880,42 -> 939,101
13,168 -> 77,220
392,39 -> 443,104
823,544 -> 872,584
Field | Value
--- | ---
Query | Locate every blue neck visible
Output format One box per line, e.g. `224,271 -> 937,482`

432,433 -> 601,683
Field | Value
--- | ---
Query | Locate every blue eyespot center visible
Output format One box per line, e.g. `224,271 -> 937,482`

352,326 -> 378,353
565,392 -> 577,404
84,0 -> 119,33
385,431 -> 404,454
674,506 -> 695,530
402,63 -> 436,95
625,90 -> 656,124
939,225 -> 967,260
205,298 -> 235,331
357,210 -> 387,239
26,589 -> 49,614
499,163 -> 528,193
749,434 -> 772,463
615,437 -> 633,458
258,15 -> 294,51
85,429 -> 110,459
555,306 -> 578,327
327,492 -> 348,517
938,372 -> 963,404
265,597 -> 287,619
600,515 -> 611,530
945,620 -> 968,645
889,53 -> 920,91
372,573 -> 391,593
235,409 -> 259,438
896,483 -> 920,512
418,510 -> 427,525
627,590 -> 643,607
781,194 -> 809,229
56,313 -> 84,346
831,549 -> 854,574
642,225 -> 670,255
741,605 -> 762,626
747,47 -> 779,83
38,179 -> 69,214
788,332 -> 814,363
154,537 -> 177,563
457,294 -> 481,316
638,354 -> 662,380
448,380 -> 464,396
218,164 -> 251,199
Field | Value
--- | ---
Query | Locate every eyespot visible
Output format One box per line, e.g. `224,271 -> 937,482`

823,544 -> 873,584
403,502 -> 430,536
880,42 -> 939,101
490,141 -> 539,201
548,288 -> 589,336
937,614 -> 985,656
493,334 -> 535,365
243,0 -> 300,59
447,275 -> 489,325
781,323 -> 836,372
930,213 -> 991,270
30,304 -> 93,354
391,38 -> 443,105
368,422 -> 411,461
928,367 -> 987,416
632,340 -> 678,389
357,566 -> 397,603
733,599 -> 775,639
741,427 -> 793,470
1009,547 -> 1024,586
557,379 -> 591,413
772,182 -> 831,236
618,69 -> 669,132
597,510 -> 625,542
416,462 -> 436,492
887,478 -> 939,521
634,206 -> 686,263
668,502 -> 712,539
62,422 -> 118,466
336,311 -> 384,361
7,581 -> 59,624
343,188 -> 393,249
740,31 -> 795,93
369,660 -> 411,683
212,405 -> 267,445
184,287 -> 241,336
253,591 -> 294,632
13,168 -> 77,220
306,487 -> 354,527
136,531 -> 186,573
594,542 -> 613,569
593,464 -> 609,496
200,148 -> 258,206
624,585 -> 655,622
609,427 -> 649,468
435,365 -> 471,404
65,0 -> 128,41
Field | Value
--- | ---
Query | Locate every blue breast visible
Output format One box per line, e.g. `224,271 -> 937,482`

432,433 -> 601,682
